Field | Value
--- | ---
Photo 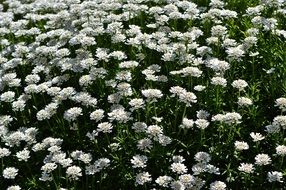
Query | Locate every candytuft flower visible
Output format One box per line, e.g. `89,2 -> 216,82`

3,167 -> 19,179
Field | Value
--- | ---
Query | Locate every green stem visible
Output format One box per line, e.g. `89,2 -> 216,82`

145,102 -> 151,123
1,158 -> 3,172
51,173 -> 59,190
200,129 -> 205,145
174,99 -> 179,127
135,109 -> 141,121
182,105 -> 187,119
153,102 -> 157,117
215,87 -> 220,111
105,133 -> 110,145
91,176 -> 95,190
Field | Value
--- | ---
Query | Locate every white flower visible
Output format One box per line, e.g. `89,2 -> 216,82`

39,172 -> 52,181
119,61 -> 139,69
152,117 -> 163,123
206,37 -> 219,45
194,85 -> 206,91
170,86 -> 186,97
41,163 -> 58,173
180,66 -> 203,77
223,112 -> 242,125
243,37 -> 257,49
79,75 -> 93,87
276,145 -> 286,156
179,91 -> 197,106
206,164 -> 220,175
116,71 -> 132,82
66,166 -> 82,180
0,91 -> 15,102
137,138 -> 153,151
32,143 -> 45,152
238,97 -> 253,106
211,25 -> 227,37
197,46 -> 212,56
265,124 -> 280,133
246,5 -> 263,16
267,171 -> 283,183
158,134 -> 172,146
36,110 -> 51,121
142,89 -> 163,102
179,174 -> 195,186
180,118 -> 194,129
273,115 -> 286,129
211,77 -> 227,87
57,87 -> 76,101
211,114 -> 225,122
147,125 -> 163,138
132,122 -> 147,133
5,131 -> 25,147
250,132 -> 265,142
94,158 -> 110,172
207,58 -> 230,74
47,87 -> 62,96
195,119 -> 209,129
171,163 -> 188,174
108,143 -> 121,151
79,153 -> 92,164
210,181 -> 227,190
222,38 -> 237,47
156,175 -> 172,187
90,109 -> 104,122
196,110 -> 210,119
25,74 -> 40,84
7,185 -> 21,190
0,115 -> 13,126
71,150 -> 84,160
238,163 -> 254,173
3,167 -> 18,179
226,45 -> 245,61
12,100 -> 26,111
63,107 -> 83,122
194,152 -> 211,163
85,158 -> 110,175
275,97 -> 286,111
135,172 -> 152,185
234,141 -> 249,151
16,149 -> 30,162
170,180 -> 185,190
173,155 -> 185,163
108,108 -> 131,123
51,152 -> 66,162
192,163 -> 206,175
255,154 -> 272,166
59,158 -> 73,168
97,122 -> 113,133
110,51 -> 126,60
131,155 -> 148,168
0,148 -> 11,158
231,79 -> 248,91
129,98 -> 145,110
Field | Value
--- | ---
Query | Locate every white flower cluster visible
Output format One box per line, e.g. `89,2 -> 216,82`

212,112 -> 242,125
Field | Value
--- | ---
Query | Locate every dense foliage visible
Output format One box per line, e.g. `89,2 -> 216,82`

0,0 -> 286,189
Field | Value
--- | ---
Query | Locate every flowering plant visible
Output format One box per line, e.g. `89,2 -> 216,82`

0,0 -> 286,189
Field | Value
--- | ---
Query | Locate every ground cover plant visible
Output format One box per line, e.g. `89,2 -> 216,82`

0,0 -> 286,189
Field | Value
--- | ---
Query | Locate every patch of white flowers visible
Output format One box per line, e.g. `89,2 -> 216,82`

0,0 -> 285,189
